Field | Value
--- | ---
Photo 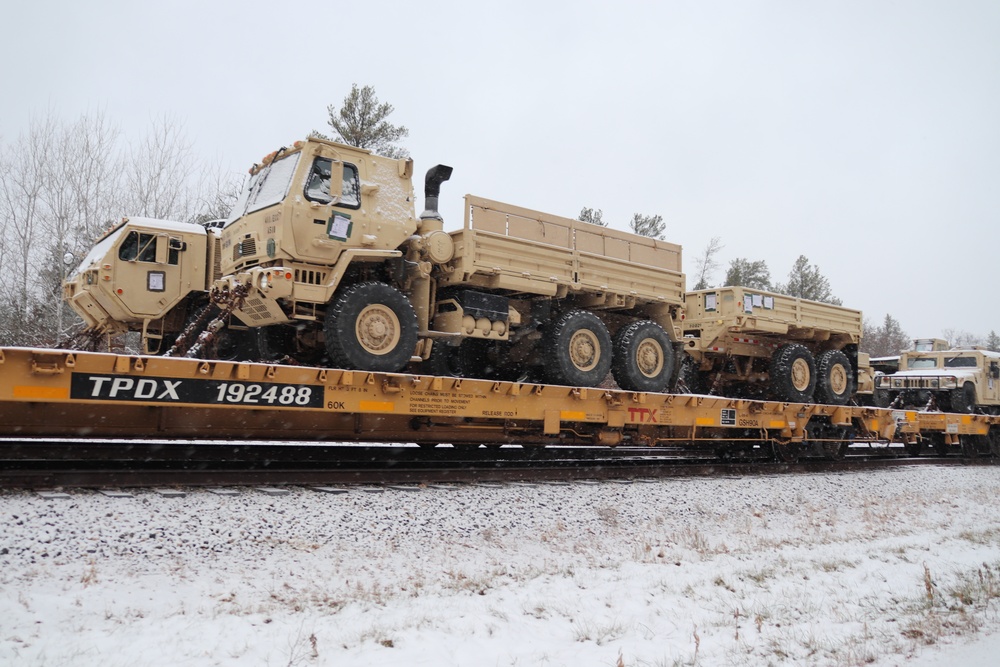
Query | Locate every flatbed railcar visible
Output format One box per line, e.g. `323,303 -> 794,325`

0,347 -> 997,458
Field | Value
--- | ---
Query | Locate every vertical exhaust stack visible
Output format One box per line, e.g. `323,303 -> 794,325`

419,164 -> 453,230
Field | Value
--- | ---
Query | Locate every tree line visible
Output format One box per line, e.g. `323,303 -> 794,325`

578,211 -> 1000,357
0,111 -> 239,347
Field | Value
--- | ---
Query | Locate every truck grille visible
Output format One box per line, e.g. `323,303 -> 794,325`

233,239 -> 256,261
295,269 -> 328,285
891,377 -> 941,389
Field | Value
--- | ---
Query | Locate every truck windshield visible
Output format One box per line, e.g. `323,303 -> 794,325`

944,356 -> 978,368
907,358 -> 938,370
226,152 -> 302,223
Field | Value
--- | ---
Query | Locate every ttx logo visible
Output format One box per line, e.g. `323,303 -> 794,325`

627,407 -> 658,423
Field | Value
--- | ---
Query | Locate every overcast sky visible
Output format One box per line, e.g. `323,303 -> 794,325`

4,0 -> 999,340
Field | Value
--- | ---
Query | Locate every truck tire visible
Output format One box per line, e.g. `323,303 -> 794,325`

325,282 -> 418,373
949,382 -> 977,414
814,349 -> 852,406
611,320 -> 674,393
544,310 -> 612,387
770,343 -> 817,403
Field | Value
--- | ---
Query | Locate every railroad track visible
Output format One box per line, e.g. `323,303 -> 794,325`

0,438 -> 991,490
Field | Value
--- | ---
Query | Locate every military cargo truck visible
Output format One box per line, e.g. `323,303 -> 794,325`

876,347 -> 1000,414
62,217 -> 256,358
211,138 -> 686,391
679,287 -> 863,405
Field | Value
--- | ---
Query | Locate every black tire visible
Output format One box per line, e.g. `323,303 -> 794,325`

544,310 -> 612,387
872,388 -> 892,408
611,320 -> 675,393
324,282 -> 418,373
949,382 -> 977,414
989,428 -> 1000,458
769,343 -> 817,403
214,328 -> 261,362
814,349 -> 853,406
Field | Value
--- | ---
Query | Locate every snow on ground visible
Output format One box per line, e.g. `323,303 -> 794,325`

2,464 -> 999,667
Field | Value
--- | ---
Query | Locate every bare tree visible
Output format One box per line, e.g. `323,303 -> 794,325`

691,236 -> 724,290
941,329 -> 982,349
123,115 -> 198,220
0,115 -> 54,335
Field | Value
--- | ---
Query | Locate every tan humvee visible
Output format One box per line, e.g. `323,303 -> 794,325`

876,347 -> 1000,413
680,286 -> 863,404
212,137 -> 686,390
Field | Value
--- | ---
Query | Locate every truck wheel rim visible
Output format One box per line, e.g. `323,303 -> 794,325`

356,304 -> 400,356
636,338 -> 664,378
569,330 -> 600,372
829,363 -> 848,395
791,358 -> 811,392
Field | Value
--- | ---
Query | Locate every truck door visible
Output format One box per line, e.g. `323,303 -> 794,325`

986,361 -> 1000,404
112,230 -> 186,319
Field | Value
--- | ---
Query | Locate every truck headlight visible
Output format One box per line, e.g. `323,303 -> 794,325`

940,377 -> 957,389
259,273 -> 270,290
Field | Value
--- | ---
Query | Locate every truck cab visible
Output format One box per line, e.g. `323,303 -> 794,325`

63,218 -> 217,354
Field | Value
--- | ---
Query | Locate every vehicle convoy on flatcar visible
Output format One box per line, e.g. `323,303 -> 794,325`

66,137 -> 869,404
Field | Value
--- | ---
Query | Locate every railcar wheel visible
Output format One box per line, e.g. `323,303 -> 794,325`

903,440 -> 923,457
989,428 -> 1000,458
949,382 -> 977,414
544,310 -> 612,387
929,433 -> 950,457
772,440 -> 801,463
325,281 -> 418,373
770,344 -> 817,403
611,320 -> 675,393
814,349 -> 852,405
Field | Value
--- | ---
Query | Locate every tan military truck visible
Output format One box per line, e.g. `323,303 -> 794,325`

211,137 -> 686,391
62,217 -> 255,358
679,287 -> 863,405
876,346 -> 1000,414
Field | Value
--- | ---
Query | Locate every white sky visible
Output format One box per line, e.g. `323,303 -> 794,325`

4,0 -> 999,339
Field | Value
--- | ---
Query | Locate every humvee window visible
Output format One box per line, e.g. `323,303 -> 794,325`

945,356 -> 978,368
304,158 -> 360,209
907,358 -> 937,370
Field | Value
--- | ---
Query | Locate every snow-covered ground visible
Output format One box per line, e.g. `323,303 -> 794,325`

2,464 -> 999,666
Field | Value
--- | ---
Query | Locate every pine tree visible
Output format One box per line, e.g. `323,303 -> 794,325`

861,314 -> 909,357
320,84 -> 409,158
775,255 -> 842,305
628,213 -> 665,239
724,258 -> 771,291
577,207 -> 607,226
986,330 -> 1000,352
